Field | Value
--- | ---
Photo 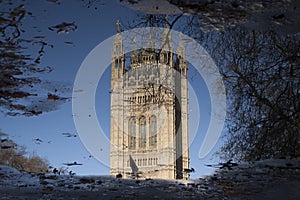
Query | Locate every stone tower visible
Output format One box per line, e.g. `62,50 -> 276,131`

110,20 -> 189,180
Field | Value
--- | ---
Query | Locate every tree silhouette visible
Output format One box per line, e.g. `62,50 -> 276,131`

121,1 -> 300,161
214,28 -> 300,161
0,132 -> 49,173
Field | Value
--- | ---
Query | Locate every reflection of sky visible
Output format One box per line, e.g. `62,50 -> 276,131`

1,0 -> 224,178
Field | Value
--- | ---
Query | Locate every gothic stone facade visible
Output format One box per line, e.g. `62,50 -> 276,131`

110,28 -> 189,180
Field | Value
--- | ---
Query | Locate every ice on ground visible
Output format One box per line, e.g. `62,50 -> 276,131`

0,158 -> 299,199
0,165 -> 40,187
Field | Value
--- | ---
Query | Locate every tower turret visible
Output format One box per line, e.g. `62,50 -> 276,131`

130,37 -> 139,68
160,16 -> 173,66
141,33 -> 156,65
111,20 -> 125,89
176,33 -> 187,77
110,20 -> 126,176
175,32 -> 189,179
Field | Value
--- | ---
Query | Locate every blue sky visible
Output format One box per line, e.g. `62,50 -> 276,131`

1,0 -> 224,178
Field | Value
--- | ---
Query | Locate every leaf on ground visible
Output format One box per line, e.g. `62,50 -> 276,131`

48,22 -> 77,34
47,93 -> 69,101
47,0 -> 60,4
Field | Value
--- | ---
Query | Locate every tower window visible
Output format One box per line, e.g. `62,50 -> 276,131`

150,115 -> 157,147
128,118 -> 136,149
164,53 -> 168,63
116,45 -> 119,49
139,116 -> 146,148
115,58 -> 122,68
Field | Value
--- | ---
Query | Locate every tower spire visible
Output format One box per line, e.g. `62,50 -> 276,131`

116,20 -> 121,33
165,15 -> 169,29
133,37 -> 138,49
177,33 -> 185,57
130,37 -> 139,67
176,33 -> 187,77
148,33 -> 155,49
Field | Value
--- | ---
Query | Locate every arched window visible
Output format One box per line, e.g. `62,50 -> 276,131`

128,118 -> 136,149
139,116 -> 146,148
150,115 -> 157,147
115,58 -> 122,68
164,53 -> 168,63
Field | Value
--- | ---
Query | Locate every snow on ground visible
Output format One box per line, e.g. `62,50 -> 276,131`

0,158 -> 299,199
0,165 -> 40,188
198,158 -> 300,199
